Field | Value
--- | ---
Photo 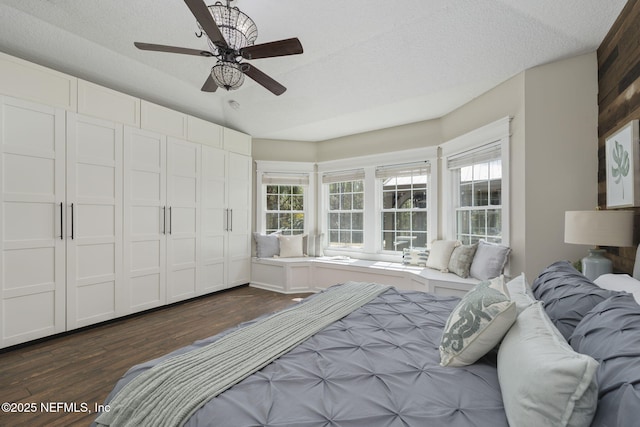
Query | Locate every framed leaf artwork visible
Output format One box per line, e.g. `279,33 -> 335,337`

606,120 -> 640,208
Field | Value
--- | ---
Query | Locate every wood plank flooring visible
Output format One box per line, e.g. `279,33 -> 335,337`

0,286 -> 311,427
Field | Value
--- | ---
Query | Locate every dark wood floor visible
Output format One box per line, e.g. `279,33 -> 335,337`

0,285 -> 311,427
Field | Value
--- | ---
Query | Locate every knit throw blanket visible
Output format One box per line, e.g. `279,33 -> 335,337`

95,281 -> 390,427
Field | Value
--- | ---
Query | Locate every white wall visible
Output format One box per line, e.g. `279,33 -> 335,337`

522,52 -> 599,278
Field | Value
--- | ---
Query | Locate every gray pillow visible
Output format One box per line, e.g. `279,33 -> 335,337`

532,261 -> 618,340
447,243 -> 478,278
253,232 -> 280,258
569,294 -> 640,427
469,240 -> 511,280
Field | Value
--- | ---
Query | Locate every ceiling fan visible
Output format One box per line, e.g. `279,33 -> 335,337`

134,0 -> 303,95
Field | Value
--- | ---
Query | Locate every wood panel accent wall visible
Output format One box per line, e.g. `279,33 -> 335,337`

598,0 -> 640,273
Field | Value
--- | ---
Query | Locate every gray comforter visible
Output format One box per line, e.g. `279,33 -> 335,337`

96,287 -> 508,426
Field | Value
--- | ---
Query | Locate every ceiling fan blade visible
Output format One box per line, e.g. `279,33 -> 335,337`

134,42 -> 213,57
240,38 -> 303,60
201,74 -> 218,92
242,64 -> 286,96
184,0 -> 228,48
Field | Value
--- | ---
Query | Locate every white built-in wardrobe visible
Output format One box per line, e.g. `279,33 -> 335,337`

0,52 -> 252,348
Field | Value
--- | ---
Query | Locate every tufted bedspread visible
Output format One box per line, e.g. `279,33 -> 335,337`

96,287 -> 508,427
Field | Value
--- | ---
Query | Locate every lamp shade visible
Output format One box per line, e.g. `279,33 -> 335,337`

565,210 -> 634,247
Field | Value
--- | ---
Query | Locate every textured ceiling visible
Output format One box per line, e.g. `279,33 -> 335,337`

0,0 -> 628,141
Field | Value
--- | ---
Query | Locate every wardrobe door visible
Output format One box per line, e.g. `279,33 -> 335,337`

226,152 -> 251,287
166,138 -> 200,302
66,113 -> 123,329
0,96 -> 65,347
200,145 -> 226,292
123,127 -> 166,314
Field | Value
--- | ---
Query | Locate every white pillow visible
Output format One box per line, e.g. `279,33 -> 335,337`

498,301 -> 599,427
277,234 -> 306,258
594,273 -> 640,304
505,273 -> 535,314
439,276 -> 516,367
426,240 -> 460,271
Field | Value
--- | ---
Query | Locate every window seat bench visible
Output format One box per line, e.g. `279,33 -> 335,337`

250,256 -> 480,298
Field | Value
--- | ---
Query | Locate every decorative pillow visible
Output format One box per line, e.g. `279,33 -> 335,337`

277,234 -> 306,258
531,261 -> 618,340
569,293 -> 640,427
253,232 -> 280,258
594,273 -> 640,304
402,247 -> 429,266
505,273 -> 535,314
447,243 -> 478,278
498,301 -> 599,427
469,240 -> 511,280
439,276 -> 516,367
426,240 -> 460,272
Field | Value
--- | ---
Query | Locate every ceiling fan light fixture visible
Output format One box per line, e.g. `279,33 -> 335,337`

206,1 -> 258,53
211,61 -> 244,90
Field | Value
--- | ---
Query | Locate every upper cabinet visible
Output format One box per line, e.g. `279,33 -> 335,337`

188,115 -> 223,148
223,127 -> 252,156
141,100 -> 188,139
0,52 -> 77,111
77,80 -> 140,127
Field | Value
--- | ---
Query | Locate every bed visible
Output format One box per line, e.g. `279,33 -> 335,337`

93,262 -> 640,427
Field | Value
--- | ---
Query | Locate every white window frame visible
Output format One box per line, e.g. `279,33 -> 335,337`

440,117 -> 511,246
318,147 -> 438,262
255,160 -> 316,238
377,161 -> 431,254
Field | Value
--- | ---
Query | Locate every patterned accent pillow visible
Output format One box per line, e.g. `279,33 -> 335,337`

402,248 -> 429,266
447,243 -> 478,278
440,276 -> 516,367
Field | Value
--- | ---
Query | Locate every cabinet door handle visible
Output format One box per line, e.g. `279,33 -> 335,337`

70,203 -> 75,240
169,206 -> 172,235
229,208 -> 233,232
60,202 -> 64,240
162,206 -> 166,235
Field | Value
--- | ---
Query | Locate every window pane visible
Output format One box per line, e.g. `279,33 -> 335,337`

279,194 -> 291,210
352,213 -> 363,230
397,190 -> 411,209
329,194 -> 340,210
341,193 -> 352,210
396,212 -> 411,231
460,183 -> 472,206
379,170 -> 429,252
291,195 -> 303,210
329,213 -> 340,229
340,213 -> 351,229
412,211 -> 427,232
279,212 -> 292,230
413,189 -> 427,208
353,193 -> 364,210
383,191 -> 395,209
458,210 -> 470,234
413,232 -> 427,248
470,210 -> 486,235
326,179 -> 364,248
473,181 -> 488,206
266,213 -> 278,231
266,194 -> 278,210
489,179 -> 502,205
